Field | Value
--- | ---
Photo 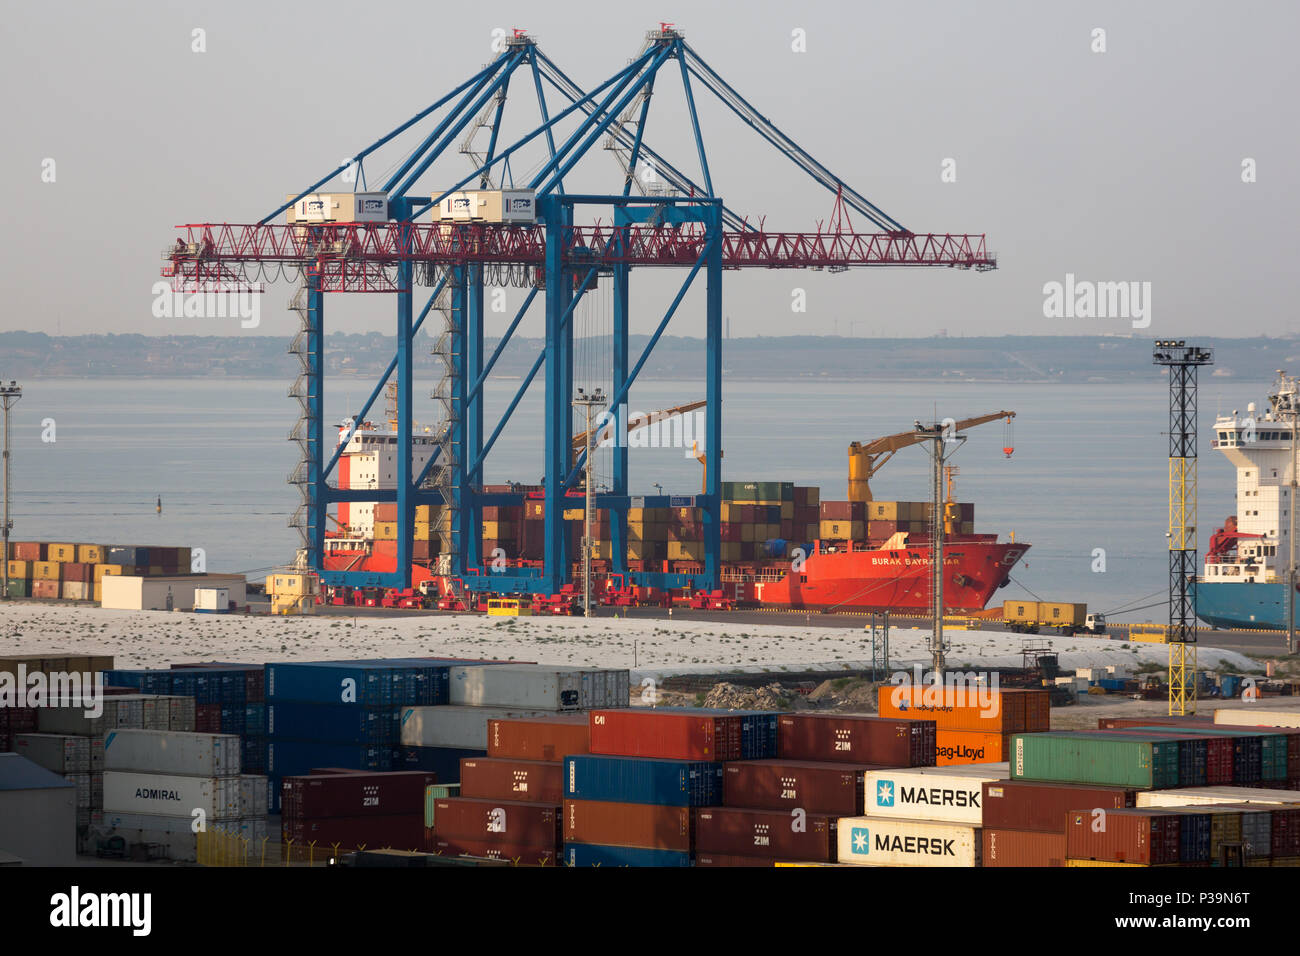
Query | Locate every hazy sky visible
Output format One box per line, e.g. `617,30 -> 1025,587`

2,0 -> 1297,341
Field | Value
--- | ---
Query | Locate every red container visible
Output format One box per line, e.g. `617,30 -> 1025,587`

982,828 -> 1068,867
819,501 -> 865,521
589,708 -> 746,761
694,807 -> 837,862
694,853 -> 776,867
31,580 -> 59,599
563,799 -> 692,851
60,563 -> 92,584
487,715 -> 590,762
982,780 -> 1135,833
433,797 -> 561,850
1271,808 -> 1300,857
1066,808 -> 1181,864
195,703 -> 222,733
281,771 -> 435,820
459,758 -> 564,804
12,542 -> 43,561
720,524 -> 742,543
426,835 -> 557,866
283,813 -> 425,850
722,760 -> 875,815
778,713 -> 935,766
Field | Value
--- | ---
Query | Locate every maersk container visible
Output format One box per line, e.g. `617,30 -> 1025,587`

12,734 -> 91,774
399,705 -> 556,750
1010,733 -> 1180,789
103,770 -> 240,820
448,665 -> 629,711
267,702 -> 400,745
564,754 -> 723,807
863,767 -> 1005,826
836,816 -> 980,867
565,843 -> 691,867
103,729 -> 241,777
266,739 -> 394,779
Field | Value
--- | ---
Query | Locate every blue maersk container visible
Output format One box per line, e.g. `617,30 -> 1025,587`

268,702 -> 400,745
564,755 -> 723,807
565,844 -> 692,867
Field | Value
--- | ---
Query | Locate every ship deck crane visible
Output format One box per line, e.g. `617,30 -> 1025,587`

848,411 -> 1015,502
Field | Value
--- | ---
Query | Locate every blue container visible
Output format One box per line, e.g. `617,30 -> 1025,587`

336,658 -> 456,705
244,703 -> 267,736
241,735 -> 267,774
764,538 -> 787,558
564,755 -> 723,806
1177,812 -> 1213,863
266,662 -> 397,706
739,712 -> 780,759
1221,675 -> 1242,698
268,702 -> 400,745
107,546 -> 150,567
103,669 -> 146,690
394,746 -> 484,782
564,843 -> 692,867
266,739 -> 395,780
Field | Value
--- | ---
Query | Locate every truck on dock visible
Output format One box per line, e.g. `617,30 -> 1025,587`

1003,600 -> 1106,636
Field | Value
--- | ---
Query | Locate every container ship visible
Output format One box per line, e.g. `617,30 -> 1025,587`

321,416 -> 1029,613
1195,371 -> 1300,630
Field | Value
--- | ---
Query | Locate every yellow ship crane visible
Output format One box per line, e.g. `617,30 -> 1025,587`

847,411 -> 1015,502
570,400 -> 709,487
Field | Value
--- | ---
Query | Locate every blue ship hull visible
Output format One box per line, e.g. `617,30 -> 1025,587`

1193,580 -> 1298,630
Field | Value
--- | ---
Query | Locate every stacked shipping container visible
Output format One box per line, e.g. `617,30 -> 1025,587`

6,542 -> 195,602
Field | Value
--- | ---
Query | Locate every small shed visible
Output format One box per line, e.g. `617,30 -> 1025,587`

0,753 -> 76,865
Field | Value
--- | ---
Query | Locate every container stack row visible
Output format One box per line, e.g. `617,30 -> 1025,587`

5,542 -> 193,601
878,685 -> 1051,767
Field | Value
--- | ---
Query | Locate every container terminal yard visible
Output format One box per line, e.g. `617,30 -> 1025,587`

0,2 -> 1293,938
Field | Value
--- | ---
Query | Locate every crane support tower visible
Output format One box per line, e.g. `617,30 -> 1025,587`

1153,340 -> 1214,715
160,26 -> 996,595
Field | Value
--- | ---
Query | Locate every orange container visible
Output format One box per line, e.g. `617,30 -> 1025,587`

935,729 -> 1014,766
563,799 -> 692,851
878,685 -> 1049,733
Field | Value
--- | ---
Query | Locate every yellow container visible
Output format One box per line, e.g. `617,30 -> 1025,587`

563,508 -> 584,521
147,565 -> 165,576
47,543 -> 77,562
628,508 -> 646,522
77,545 -> 106,564
668,541 -> 704,561
374,522 -> 398,541
414,521 -> 432,540
94,564 -> 124,581
819,520 -> 864,540
32,561 -> 60,581
482,521 -> 513,539
781,501 -> 794,520
868,501 -> 899,521
93,582 -> 102,603
415,504 -> 432,523
7,560 -> 28,580
1066,859 -> 1147,867
721,542 -> 741,562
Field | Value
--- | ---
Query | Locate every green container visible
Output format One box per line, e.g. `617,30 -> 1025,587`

423,783 -> 459,829
1011,732 -> 1181,789
5,578 -> 29,599
1129,727 -> 1289,782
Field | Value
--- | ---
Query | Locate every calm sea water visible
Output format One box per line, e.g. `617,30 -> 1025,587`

4,376 -> 1259,619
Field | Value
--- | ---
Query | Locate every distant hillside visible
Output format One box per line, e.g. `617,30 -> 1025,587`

0,331 -> 1295,383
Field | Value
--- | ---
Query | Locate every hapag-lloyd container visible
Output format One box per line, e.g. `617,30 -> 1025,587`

1065,808 -> 1181,864
449,665 -> 629,711
778,713 -> 936,766
722,760 -> 875,815
103,729 -> 241,777
694,807 -> 837,862
588,708 -> 779,761
564,755 -> 723,806
982,828 -> 1068,867
563,799 -> 692,851
863,767 -> 1005,825
565,843 -> 691,867
836,817 -> 980,867
487,715 -> 590,762
1136,786 -> 1300,807
981,780 -> 1136,833
877,685 -> 1050,733
433,797 -> 562,849
1010,733 -> 1180,788
103,770 -> 240,820
460,757 -> 564,804
935,730 -> 1012,767
400,706 -> 558,750
281,771 -> 435,819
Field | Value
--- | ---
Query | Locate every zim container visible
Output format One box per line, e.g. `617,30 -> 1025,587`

563,799 -> 692,851
982,828 -> 1068,867
588,707 -> 778,761
459,757 -> 564,804
280,771 -> 435,820
694,807 -> 837,862
722,760 -> 875,816
283,813 -> 425,851
1010,733 -> 1180,789
836,817 -> 980,867
778,713 -> 936,766
486,715 -> 590,762
981,780 -> 1136,833
427,836 -> 557,866
564,754 -> 723,806
1065,808 -> 1182,864
433,797 -> 561,849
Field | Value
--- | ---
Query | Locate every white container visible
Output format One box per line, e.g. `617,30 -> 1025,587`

37,694 -> 151,736
1137,786 -> 1300,807
400,705 -> 558,750
286,191 -> 388,224
1214,708 -> 1300,729
194,588 -> 229,611
448,665 -> 628,711
12,734 -> 91,774
239,775 -> 268,817
837,816 -> 981,867
431,189 -> 536,223
103,771 -> 240,821
862,768 -> 1005,826
103,729 -> 241,778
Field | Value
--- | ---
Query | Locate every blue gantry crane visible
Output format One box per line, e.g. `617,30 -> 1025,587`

162,25 -> 996,597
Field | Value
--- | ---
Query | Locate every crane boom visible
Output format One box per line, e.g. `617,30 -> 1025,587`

570,400 -> 706,452
848,410 -> 1015,502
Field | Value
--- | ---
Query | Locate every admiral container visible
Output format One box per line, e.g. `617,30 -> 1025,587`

448,665 -> 628,711
103,770 -> 239,820
722,760 -> 874,816
487,715 -> 590,761
876,685 -> 1050,734
836,817 -> 980,867
268,702 -> 400,745
564,844 -> 692,867
564,755 -> 723,806
982,828 -> 1067,867
281,771 -> 435,819
1010,733 -> 1181,789
103,729 -> 240,777
982,780 -> 1136,833
1066,808 -> 1182,864
460,757 -> 564,804
12,734 -> 91,774
588,707 -> 779,761
563,799 -> 692,851
429,836 -> 557,866
433,797 -> 562,849
286,814 -> 425,850
400,706 -> 558,750
694,807 -> 837,862
1137,786 -> 1300,807
863,767 -> 1006,826
778,713 -> 936,766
